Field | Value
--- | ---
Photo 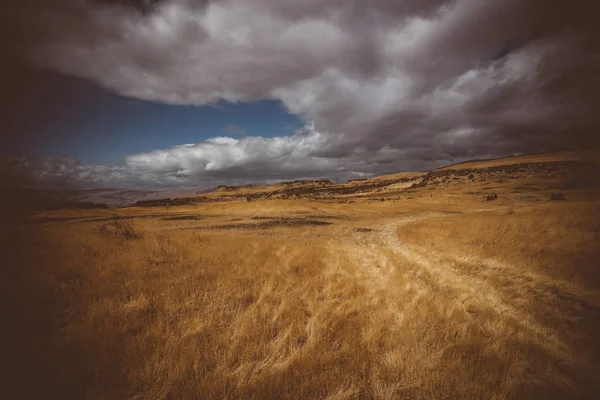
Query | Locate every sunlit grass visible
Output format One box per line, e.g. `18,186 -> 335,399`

9,152 -> 600,399
11,197 -> 599,399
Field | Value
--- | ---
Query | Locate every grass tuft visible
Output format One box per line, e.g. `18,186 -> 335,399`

97,217 -> 140,240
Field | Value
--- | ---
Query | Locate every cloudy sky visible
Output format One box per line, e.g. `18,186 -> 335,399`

3,0 -> 599,188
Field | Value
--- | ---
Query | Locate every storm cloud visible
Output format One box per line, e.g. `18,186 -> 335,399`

11,0 -> 600,187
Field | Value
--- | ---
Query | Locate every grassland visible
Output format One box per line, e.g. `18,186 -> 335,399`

4,153 -> 600,399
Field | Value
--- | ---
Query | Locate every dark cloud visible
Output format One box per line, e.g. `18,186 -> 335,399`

5,0 -> 600,187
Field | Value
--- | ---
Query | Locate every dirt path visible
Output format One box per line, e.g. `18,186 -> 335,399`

380,210 -> 600,312
339,210 -> 600,371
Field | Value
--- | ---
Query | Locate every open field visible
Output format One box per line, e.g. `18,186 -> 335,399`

4,153 -> 600,399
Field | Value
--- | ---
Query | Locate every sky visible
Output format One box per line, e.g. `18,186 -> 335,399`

2,0 -> 600,189
21,71 -> 303,164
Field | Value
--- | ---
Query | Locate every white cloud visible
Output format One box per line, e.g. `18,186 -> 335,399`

15,0 -> 600,187
17,123 -> 460,188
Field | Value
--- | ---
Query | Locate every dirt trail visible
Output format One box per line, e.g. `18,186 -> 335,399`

380,210 -> 600,311
339,209 -> 600,368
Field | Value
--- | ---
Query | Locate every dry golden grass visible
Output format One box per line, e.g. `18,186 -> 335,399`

9,197 -> 600,399
7,153 -> 600,399
396,203 -> 600,288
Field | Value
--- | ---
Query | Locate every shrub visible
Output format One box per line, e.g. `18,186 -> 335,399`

550,192 -> 566,201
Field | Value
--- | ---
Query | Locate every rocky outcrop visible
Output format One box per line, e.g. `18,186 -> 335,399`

415,161 -> 600,188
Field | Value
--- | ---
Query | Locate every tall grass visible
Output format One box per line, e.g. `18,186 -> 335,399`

8,200 -> 600,399
396,202 -> 600,288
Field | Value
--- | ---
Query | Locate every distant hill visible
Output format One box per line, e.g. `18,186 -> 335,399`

435,150 -> 599,171
20,150 -> 600,209
15,187 -> 215,209
177,150 -> 600,203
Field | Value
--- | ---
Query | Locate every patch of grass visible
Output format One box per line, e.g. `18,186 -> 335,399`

162,215 -> 206,221
397,202 -> 600,288
97,217 -> 140,240
213,218 -> 332,230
